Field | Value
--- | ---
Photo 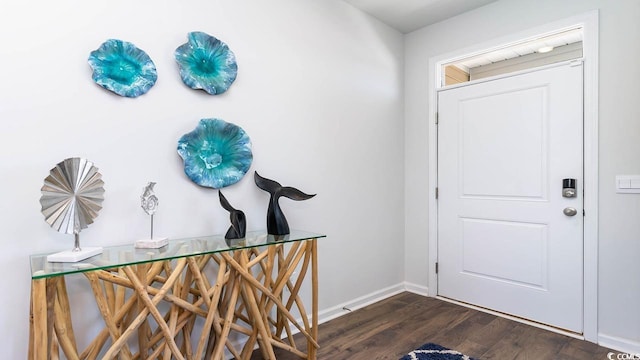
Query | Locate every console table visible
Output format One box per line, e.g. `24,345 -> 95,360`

28,230 -> 325,360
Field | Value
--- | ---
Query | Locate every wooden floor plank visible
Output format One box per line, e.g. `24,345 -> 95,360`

247,292 -> 615,359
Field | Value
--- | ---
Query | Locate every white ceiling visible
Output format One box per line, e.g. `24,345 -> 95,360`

342,0 -> 501,33
343,0 -> 583,70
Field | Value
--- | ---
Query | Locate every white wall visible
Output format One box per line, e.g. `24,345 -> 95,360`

0,0 -> 404,357
405,0 -> 640,352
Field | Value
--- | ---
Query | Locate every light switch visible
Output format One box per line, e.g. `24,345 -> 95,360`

616,175 -> 640,193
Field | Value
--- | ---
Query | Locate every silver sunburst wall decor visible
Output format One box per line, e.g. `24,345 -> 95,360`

40,157 -> 105,262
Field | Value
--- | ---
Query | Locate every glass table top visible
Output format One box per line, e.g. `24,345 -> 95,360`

30,230 -> 325,279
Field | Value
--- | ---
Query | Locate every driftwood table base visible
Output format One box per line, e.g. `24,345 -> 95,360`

28,237 -> 319,360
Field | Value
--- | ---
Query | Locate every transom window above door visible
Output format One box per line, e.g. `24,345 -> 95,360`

442,28 -> 583,86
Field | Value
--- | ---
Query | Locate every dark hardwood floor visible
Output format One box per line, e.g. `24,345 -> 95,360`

251,291 -> 615,359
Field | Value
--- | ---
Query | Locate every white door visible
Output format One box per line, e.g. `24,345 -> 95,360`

437,62 -> 584,333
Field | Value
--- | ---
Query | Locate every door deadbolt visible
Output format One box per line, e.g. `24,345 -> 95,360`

562,178 -> 577,198
563,207 -> 578,216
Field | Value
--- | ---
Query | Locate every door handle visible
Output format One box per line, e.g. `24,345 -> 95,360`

563,207 -> 578,216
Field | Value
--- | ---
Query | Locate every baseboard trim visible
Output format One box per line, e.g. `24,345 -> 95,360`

317,283 -> 405,325
403,281 -> 429,296
598,333 -> 640,355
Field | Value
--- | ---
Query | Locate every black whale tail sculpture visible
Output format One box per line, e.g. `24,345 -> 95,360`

254,171 -> 316,236
218,190 -> 247,240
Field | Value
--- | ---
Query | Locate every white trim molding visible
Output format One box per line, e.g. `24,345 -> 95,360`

427,10 -> 599,343
316,283 -> 429,326
317,284 -> 405,325
404,282 -> 429,297
598,334 -> 640,355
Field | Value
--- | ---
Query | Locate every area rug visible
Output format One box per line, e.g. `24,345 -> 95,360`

399,343 -> 477,360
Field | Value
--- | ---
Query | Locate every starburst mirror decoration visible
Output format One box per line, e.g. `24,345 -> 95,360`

40,157 -> 105,262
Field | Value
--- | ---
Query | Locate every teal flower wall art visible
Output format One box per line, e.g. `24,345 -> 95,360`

175,31 -> 238,95
177,118 -> 252,189
88,39 -> 157,98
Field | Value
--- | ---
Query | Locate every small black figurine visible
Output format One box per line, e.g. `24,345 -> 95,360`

254,171 -> 316,236
219,190 -> 246,239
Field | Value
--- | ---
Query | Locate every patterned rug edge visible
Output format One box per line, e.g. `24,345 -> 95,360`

399,342 -> 478,360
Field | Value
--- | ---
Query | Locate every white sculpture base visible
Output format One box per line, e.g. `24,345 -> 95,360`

135,237 -> 169,249
47,247 -> 103,263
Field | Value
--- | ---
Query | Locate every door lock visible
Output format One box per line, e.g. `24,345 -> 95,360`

562,178 -> 577,198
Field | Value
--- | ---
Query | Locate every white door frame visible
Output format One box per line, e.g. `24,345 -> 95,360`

426,11 -> 599,342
